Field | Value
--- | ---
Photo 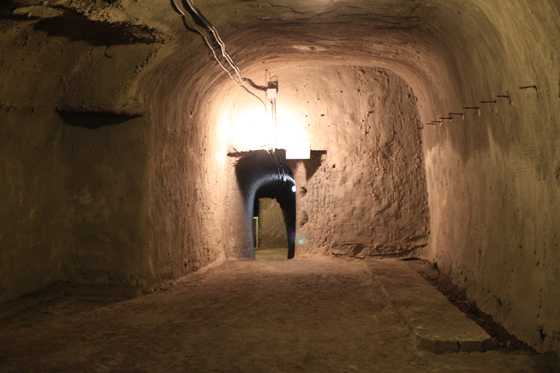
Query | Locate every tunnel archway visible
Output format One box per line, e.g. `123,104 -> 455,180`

235,150 -> 296,259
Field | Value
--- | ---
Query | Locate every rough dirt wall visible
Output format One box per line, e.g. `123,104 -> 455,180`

0,19 -> 72,304
0,11 -> 232,300
278,66 -> 429,258
141,46 -> 230,286
418,0 -> 560,354
0,13 -> 158,302
223,156 -> 253,259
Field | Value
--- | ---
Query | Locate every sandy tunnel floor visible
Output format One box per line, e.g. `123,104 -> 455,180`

255,248 -> 289,260
0,257 -> 555,373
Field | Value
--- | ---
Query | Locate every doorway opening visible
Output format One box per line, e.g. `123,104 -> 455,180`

234,150 -> 296,259
251,171 -> 296,260
254,198 -> 289,260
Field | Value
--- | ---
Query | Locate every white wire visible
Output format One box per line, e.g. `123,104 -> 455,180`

172,0 -> 269,110
172,0 -> 243,86
182,0 -> 267,91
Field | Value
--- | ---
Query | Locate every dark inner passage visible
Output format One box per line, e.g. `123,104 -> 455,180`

254,196 -> 290,260
235,150 -> 296,259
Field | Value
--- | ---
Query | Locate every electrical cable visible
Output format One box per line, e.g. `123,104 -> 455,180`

173,3 -> 288,179
172,0 -> 239,84
171,0 -> 268,110
184,0 -> 268,93
173,0 -> 290,187
180,0 -> 268,92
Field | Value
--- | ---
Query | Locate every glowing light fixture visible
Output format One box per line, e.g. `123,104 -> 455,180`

266,87 -> 277,99
286,142 -> 311,160
223,78 -> 311,156
228,103 -> 273,150
172,0 -> 311,159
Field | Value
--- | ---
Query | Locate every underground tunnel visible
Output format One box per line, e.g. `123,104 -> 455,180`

234,150 -> 296,259
1,0 -> 560,369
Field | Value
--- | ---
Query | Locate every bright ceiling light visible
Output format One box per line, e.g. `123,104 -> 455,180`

222,84 -> 310,154
228,103 -> 273,151
286,141 -> 310,160
276,109 -> 307,149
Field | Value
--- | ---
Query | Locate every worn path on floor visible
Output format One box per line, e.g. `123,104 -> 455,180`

0,257 -> 554,372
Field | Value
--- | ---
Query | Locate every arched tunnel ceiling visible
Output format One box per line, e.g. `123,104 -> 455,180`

7,0 -> 559,128
1,0 -> 491,115
164,0 -> 464,123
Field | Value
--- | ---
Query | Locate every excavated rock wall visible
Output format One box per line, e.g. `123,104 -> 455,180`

417,0 -> 560,354
279,66 -> 429,258
141,49 -> 228,286
0,16 -> 157,302
215,65 -> 429,259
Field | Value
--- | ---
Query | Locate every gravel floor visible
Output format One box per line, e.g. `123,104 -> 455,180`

0,257 -> 557,373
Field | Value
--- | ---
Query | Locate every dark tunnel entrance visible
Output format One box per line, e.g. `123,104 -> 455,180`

253,198 -> 288,259
235,150 -> 296,259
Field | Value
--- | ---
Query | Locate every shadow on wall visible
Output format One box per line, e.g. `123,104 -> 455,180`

58,110 -> 141,129
302,150 -> 327,182
234,150 -> 296,259
33,10 -> 162,46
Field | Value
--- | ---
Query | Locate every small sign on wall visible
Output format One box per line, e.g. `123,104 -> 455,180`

286,142 -> 311,159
